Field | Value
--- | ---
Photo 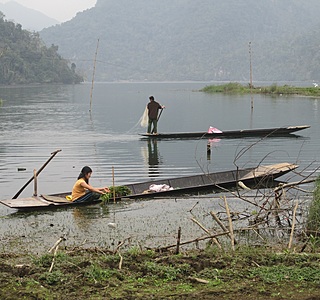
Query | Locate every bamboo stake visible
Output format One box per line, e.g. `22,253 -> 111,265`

33,169 -> 37,196
112,166 -> 116,203
191,217 -> 221,249
89,38 -> 99,111
249,41 -> 253,110
288,201 -> 299,249
210,211 -> 237,244
118,252 -> 123,270
224,196 -> 235,251
175,227 -> 181,254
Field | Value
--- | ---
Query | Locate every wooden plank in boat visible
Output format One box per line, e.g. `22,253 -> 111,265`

41,194 -> 70,203
0,196 -> 54,208
240,163 -> 297,180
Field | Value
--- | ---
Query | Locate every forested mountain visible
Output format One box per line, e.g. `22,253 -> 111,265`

40,0 -> 320,82
0,12 -> 83,85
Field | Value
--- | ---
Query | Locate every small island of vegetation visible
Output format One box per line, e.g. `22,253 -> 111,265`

201,82 -> 320,97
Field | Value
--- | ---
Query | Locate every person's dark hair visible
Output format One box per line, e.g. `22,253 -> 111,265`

78,166 -> 92,183
149,96 -> 154,101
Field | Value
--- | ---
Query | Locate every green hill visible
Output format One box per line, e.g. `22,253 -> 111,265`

40,0 -> 320,82
0,12 -> 83,85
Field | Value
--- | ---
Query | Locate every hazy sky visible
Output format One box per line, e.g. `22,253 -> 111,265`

0,0 -> 97,22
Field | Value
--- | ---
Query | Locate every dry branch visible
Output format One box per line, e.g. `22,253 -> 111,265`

49,244 -> 60,273
188,276 -> 209,284
118,252 -> 123,270
48,236 -> 66,253
157,231 -> 230,252
113,237 -> 131,254
274,178 -> 317,193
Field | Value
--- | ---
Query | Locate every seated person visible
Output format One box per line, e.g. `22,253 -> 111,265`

71,166 -> 109,202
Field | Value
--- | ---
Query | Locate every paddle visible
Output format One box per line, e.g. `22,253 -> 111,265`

151,108 -> 164,134
157,107 -> 164,121
12,149 -> 62,199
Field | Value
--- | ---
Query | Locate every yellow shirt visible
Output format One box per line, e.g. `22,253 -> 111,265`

71,178 -> 87,201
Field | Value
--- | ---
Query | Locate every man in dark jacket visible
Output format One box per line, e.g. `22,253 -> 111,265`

147,96 -> 165,134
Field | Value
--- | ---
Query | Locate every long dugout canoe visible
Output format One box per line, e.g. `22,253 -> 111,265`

0,162 -> 298,211
139,125 -> 310,139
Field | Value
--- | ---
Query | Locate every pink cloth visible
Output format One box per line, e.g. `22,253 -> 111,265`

208,126 -> 222,133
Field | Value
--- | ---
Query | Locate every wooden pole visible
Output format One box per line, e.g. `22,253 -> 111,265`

191,217 -> 221,249
288,201 -> 299,249
151,108 -> 164,134
112,166 -> 116,203
175,227 -> 181,254
210,211 -> 237,244
89,38 -> 100,112
224,196 -> 235,251
13,149 -> 61,199
33,169 -> 37,196
249,41 -> 253,110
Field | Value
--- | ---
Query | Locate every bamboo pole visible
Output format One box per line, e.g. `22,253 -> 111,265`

224,196 -> 235,251
175,227 -> 181,254
13,149 -> 61,199
288,201 -> 299,249
112,166 -> 116,203
191,217 -> 221,249
33,169 -> 37,196
249,41 -> 253,110
210,211 -> 237,244
89,38 -> 100,111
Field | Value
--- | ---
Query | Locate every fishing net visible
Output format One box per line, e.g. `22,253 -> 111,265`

140,107 -> 148,127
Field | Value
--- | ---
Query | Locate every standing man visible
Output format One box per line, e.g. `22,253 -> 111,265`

147,96 -> 165,134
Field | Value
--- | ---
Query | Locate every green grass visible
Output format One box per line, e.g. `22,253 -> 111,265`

2,246 -> 320,299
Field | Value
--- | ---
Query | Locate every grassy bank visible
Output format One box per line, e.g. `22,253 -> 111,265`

1,244 -> 320,299
201,82 -> 320,97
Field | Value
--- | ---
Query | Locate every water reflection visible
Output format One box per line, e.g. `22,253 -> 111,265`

206,138 -> 221,160
72,205 -> 110,229
147,139 -> 160,176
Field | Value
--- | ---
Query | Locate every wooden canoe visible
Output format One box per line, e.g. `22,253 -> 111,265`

0,162 -> 297,211
139,125 -> 310,139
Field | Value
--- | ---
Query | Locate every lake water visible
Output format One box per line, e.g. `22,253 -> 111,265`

0,82 -> 319,253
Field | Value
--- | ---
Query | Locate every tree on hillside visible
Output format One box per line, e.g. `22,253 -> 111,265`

0,12 -> 83,85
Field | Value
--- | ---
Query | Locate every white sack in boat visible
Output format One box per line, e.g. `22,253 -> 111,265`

149,184 -> 173,192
